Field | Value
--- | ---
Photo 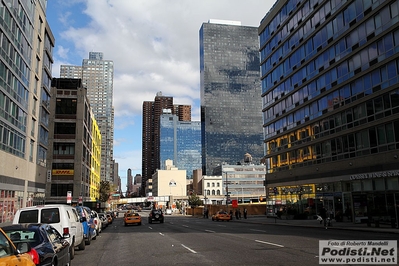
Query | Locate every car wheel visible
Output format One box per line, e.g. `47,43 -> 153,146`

124,223 -> 127,226
70,241 -> 75,259
67,248 -> 72,266
160,220 -> 164,223
85,233 -> 91,245
78,239 -> 85,251
138,222 -> 142,225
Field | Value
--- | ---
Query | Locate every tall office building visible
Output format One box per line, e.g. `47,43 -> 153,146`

200,20 -> 264,175
0,1 -> 54,220
46,78 -> 101,206
141,92 -> 191,196
260,0 -> 399,224
60,52 -> 115,183
159,110 -> 201,179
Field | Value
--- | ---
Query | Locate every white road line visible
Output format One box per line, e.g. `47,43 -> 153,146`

205,229 -> 215,233
181,244 -> 197,254
148,226 -> 153,230
255,240 -> 284,248
250,229 -> 266,233
182,225 -> 189,228
159,232 -> 164,236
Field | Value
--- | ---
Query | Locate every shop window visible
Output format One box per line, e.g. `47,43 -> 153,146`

386,177 -> 399,190
374,179 -> 385,190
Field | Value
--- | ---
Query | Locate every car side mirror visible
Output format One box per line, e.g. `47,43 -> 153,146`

16,242 -> 31,253
80,217 -> 87,222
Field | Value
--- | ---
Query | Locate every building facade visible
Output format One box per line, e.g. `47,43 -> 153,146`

46,78 -> 101,206
60,52 -> 115,184
260,0 -> 399,224
199,19 -> 264,175
0,1 -> 54,223
159,110 -> 201,179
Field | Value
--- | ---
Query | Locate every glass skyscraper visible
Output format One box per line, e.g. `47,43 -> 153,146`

260,0 -> 399,223
160,111 -> 201,179
200,20 -> 264,175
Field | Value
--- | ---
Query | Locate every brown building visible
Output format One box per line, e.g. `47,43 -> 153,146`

46,78 -> 101,206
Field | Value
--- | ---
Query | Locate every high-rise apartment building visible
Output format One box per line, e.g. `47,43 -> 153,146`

60,52 -> 115,184
0,1 -> 54,221
260,0 -> 399,224
141,92 -> 191,196
200,20 -> 264,175
159,110 -> 201,179
46,78 -> 101,206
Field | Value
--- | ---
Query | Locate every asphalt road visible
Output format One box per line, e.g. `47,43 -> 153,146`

72,211 -> 398,266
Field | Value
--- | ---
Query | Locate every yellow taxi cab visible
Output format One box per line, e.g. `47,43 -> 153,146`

211,211 -> 231,221
124,212 -> 142,226
0,227 -> 35,265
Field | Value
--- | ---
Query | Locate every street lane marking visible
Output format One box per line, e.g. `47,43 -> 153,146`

182,225 -> 189,228
159,232 -> 164,236
255,240 -> 284,248
205,230 -> 215,233
181,244 -> 197,254
250,229 -> 266,233
148,226 -> 153,230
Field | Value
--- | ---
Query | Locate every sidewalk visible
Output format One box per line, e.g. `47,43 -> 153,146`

227,215 -> 399,234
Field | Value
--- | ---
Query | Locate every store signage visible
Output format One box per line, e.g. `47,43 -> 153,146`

52,169 -> 74,175
350,170 -> 399,180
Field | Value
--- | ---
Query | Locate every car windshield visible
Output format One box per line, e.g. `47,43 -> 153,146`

6,229 -> 41,247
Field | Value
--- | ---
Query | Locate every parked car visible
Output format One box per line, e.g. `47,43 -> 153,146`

13,204 -> 85,259
124,212 -> 142,226
0,227 -> 36,265
90,210 -> 102,235
106,213 -> 113,225
148,209 -> 164,224
212,211 -> 231,221
3,223 -> 71,266
75,206 -> 96,245
98,213 -> 108,229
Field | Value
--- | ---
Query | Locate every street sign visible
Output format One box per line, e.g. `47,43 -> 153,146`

67,191 -> 72,204
78,196 -> 83,205
232,199 -> 238,208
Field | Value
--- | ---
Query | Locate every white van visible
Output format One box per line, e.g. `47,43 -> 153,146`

13,204 -> 85,259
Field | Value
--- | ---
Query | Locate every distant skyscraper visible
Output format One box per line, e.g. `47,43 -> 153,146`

199,20 -> 264,175
60,52 -> 115,183
141,92 -> 191,196
159,110 -> 201,179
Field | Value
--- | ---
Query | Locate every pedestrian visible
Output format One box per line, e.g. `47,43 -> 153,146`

229,210 -> 233,220
243,208 -> 247,219
319,206 -> 327,226
205,208 -> 209,219
235,209 -> 239,220
238,209 -> 242,219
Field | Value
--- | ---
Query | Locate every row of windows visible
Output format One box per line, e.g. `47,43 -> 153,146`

261,0 -> 344,63
268,89 -> 399,153
0,90 -> 27,132
0,120 -> 25,158
262,2 -> 399,98
0,2 -> 33,65
264,51 -> 399,139
269,120 -> 399,172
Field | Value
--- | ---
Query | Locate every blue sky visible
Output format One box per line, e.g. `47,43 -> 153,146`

45,0 -> 274,192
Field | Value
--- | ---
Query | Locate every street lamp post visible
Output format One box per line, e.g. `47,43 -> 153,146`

225,172 -> 229,212
204,189 -> 207,205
